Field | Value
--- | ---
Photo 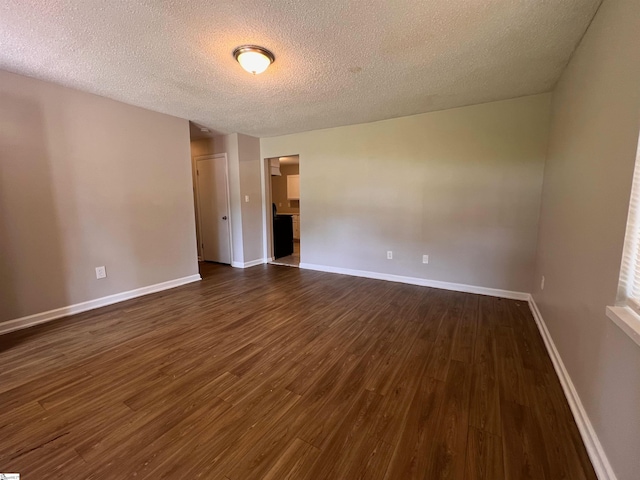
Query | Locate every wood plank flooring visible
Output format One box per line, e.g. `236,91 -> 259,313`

0,263 -> 597,479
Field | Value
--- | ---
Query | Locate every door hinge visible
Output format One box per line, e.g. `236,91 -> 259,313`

196,170 -> 199,176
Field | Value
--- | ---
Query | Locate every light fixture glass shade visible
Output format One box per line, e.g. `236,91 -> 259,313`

233,45 -> 274,75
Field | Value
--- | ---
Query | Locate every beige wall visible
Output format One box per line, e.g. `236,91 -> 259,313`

237,134 -> 264,264
261,94 -> 551,293
0,70 -> 199,324
190,138 -> 216,158
533,0 -> 640,477
271,164 -> 300,214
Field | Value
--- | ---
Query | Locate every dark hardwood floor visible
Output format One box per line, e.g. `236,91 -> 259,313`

0,263 -> 596,479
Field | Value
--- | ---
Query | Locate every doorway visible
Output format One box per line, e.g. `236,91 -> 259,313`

195,154 -> 232,264
266,155 -> 300,267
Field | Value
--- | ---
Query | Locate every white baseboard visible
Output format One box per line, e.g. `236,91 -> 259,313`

0,274 -> 202,336
528,296 -> 616,480
232,258 -> 266,269
298,263 -> 529,300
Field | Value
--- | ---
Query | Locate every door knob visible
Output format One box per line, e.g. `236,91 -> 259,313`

222,216 -> 228,220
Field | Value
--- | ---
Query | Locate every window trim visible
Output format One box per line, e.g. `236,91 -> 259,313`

606,306 -> 640,347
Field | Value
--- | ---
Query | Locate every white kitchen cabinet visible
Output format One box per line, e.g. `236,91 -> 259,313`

287,175 -> 300,200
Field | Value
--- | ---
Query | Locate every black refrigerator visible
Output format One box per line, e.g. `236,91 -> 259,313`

273,212 -> 294,259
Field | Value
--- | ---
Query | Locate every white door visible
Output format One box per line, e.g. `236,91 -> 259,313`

197,155 -> 231,264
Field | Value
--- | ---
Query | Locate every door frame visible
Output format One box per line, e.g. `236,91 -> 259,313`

195,153 -> 234,264
261,157 -> 275,262
261,155 -> 301,263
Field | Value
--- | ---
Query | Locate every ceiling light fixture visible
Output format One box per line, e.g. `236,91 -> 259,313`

233,45 -> 275,75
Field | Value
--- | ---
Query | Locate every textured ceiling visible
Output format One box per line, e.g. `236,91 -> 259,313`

0,0 -> 600,137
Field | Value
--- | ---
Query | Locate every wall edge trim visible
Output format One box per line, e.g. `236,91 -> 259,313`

298,262 -> 529,300
0,274 -> 202,336
528,295 -> 617,480
232,258 -> 266,269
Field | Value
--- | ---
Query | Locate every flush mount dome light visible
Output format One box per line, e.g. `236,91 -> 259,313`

233,45 -> 275,74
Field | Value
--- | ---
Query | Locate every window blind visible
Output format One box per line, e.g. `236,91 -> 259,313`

618,144 -> 640,313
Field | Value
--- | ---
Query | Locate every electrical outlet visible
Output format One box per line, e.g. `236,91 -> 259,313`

422,254 -> 429,264
387,251 -> 393,260
95,266 -> 107,279
245,195 -> 249,202
540,275 -> 545,290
